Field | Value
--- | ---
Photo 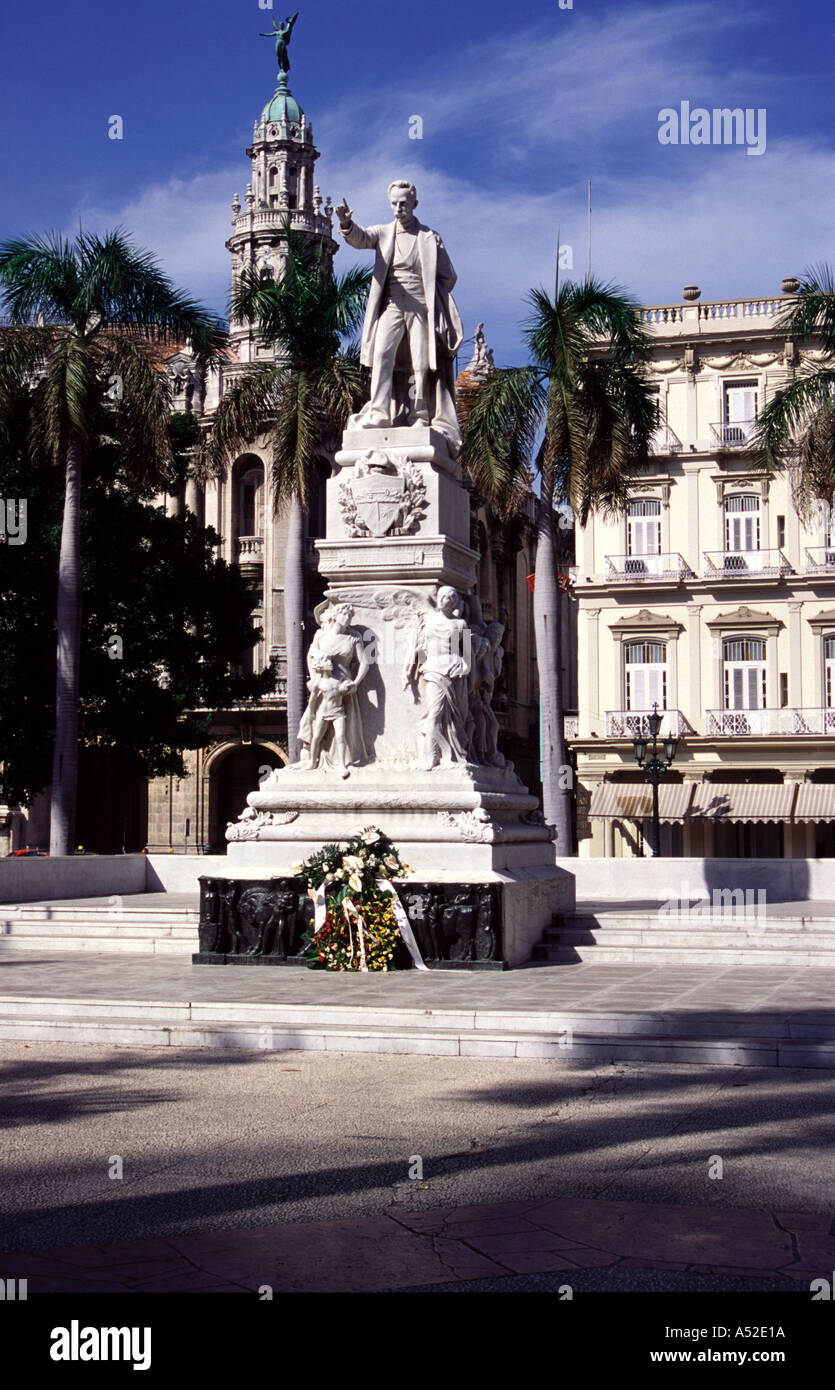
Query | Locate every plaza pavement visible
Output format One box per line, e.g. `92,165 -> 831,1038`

0,1043 -> 833,1293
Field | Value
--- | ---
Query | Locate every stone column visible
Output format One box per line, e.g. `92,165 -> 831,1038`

185,476 -> 205,526
788,601 -> 802,707
687,604 -> 702,732
586,607 -> 601,736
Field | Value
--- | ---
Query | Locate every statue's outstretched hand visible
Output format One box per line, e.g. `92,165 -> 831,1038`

335,199 -> 352,228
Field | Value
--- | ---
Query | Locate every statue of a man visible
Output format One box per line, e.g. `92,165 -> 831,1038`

260,12 -> 299,74
334,182 -> 464,452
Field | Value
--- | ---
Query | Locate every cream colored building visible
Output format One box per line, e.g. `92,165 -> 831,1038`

573,284 -> 835,859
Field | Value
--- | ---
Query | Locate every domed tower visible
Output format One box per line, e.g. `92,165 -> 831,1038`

226,24 -> 338,367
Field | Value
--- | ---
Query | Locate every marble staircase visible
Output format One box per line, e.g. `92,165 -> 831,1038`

532,905 -> 835,968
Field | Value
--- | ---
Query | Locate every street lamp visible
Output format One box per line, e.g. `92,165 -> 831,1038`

633,702 -> 678,857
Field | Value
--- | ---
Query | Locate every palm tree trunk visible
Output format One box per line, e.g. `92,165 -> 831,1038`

283,490 -> 306,762
49,437 -> 83,855
533,466 -> 572,852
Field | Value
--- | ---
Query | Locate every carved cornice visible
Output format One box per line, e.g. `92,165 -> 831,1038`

609,608 -> 684,641
705,605 -> 783,633
807,608 -> 835,632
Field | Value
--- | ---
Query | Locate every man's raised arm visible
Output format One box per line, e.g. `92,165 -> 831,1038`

334,199 -> 379,251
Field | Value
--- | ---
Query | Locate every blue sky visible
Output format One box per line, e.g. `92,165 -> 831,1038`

1,0 -> 833,362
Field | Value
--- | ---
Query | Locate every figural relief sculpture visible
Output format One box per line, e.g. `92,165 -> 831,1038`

298,603 -> 371,776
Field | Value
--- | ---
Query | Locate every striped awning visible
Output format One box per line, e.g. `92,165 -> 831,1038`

588,782 -> 693,822
793,782 -> 835,822
689,782 -> 796,823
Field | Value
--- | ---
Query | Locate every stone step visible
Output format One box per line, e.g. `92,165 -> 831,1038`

0,930 -> 195,955
0,922 -> 195,934
542,926 -> 835,949
1,992 -> 831,1037
0,1003 -> 831,1067
563,916 -> 835,931
532,942 -> 835,967
0,908 -> 198,922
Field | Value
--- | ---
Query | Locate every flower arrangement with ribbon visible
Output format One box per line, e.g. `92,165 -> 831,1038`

293,828 -> 427,972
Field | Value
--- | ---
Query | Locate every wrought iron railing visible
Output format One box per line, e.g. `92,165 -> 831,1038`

703,549 -> 791,577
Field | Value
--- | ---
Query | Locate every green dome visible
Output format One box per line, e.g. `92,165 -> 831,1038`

261,74 -> 304,126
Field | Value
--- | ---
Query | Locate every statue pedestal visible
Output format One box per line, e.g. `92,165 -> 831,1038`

221,420 -> 575,967
227,762 -> 553,876
317,425 -> 477,593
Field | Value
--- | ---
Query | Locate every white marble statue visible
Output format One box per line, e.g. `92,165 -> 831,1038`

477,620 -> 507,768
404,586 -> 472,769
334,181 -> 464,451
298,604 -> 371,775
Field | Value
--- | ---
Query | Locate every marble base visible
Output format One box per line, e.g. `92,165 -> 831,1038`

228,762 -> 555,877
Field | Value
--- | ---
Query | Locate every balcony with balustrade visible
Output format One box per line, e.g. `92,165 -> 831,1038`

638,295 -> 792,335
605,709 -> 689,739
706,708 -> 835,737
236,535 -> 264,561
650,425 -> 684,455
605,553 -> 693,584
703,549 -> 791,578
805,547 -> 835,575
710,420 -> 757,451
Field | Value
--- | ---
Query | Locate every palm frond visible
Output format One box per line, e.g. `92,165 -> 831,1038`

0,233 -> 81,324
752,369 -> 835,469
269,370 -> 321,511
460,366 -> 546,516
774,263 -> 835,353
98,334 -> 174,485
198,364 -> 284,477
73,229 -> 226,359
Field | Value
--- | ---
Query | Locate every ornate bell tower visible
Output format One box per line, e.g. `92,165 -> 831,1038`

226,21 -> 338,366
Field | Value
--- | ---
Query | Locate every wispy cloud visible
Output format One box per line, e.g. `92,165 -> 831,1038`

74,2 -> 835,362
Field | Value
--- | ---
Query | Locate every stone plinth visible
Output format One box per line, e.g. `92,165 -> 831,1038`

196,869 -> 575,969
227,763 -> 554,877
318,426 -> 477,592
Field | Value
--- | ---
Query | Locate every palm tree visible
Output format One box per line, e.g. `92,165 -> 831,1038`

754,265 -> 835,519
203,232 -> 370,762
461,277 -> 656,850
0,229 -> 224,855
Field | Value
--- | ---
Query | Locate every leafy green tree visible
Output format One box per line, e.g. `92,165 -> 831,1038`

754,265 -> 835,518
0,413 -> 272,813
204,230 -> 370,760
0,229 -> 225,853
461,278 -> 656,849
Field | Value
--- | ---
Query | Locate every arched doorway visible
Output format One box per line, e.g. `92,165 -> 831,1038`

207,742 -> 285,852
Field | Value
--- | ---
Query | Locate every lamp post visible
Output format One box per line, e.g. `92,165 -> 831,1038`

633,703 -> 678,857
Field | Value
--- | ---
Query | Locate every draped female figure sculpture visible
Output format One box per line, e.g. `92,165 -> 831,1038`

404,586 -> 472,769
298,604 -> 371,776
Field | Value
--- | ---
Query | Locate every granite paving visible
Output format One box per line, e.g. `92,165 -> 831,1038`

0,950 -> 833,1015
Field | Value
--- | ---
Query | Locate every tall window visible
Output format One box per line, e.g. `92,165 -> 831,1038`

825,636 -> 835,710
723,381 -> 757,441
238,465 -> 264,537
625,641 -> 667,710
724,493 -> 760,553
822,501 -> 835,562
723,637 -> 766,710
627,498 -> 661,560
